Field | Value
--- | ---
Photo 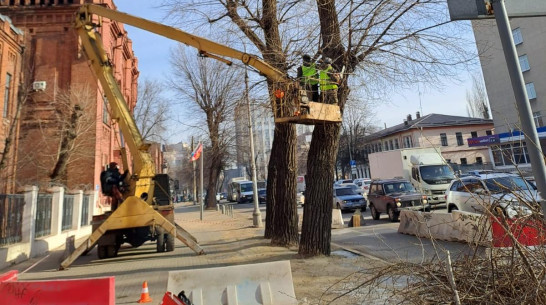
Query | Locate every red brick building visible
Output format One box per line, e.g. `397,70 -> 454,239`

0,14 -> 24,194
0,0 -> 142,205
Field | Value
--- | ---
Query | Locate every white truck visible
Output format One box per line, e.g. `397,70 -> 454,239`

368,148 -> 455,206
228,178 -> 258,203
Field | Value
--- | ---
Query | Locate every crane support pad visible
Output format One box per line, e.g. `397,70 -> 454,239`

275,102 -> 342,124
59,196 -> 204,270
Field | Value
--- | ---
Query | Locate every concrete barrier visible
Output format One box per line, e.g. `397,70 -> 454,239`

167,260 -> 297,305
399,210 -> 492,244
332,209 -> 344,229
0,270 -> 115,305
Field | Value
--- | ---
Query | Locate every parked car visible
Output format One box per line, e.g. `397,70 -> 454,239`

334,179 -> 353,186
354,178 -> 372,198
333,186 -> 367,212
341,183 -> 364,195
367,179 -> 429,222
445,173 -> 538,218
258,189 -> 267,204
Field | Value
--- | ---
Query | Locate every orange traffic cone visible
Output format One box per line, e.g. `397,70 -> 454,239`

137,281 -> 152,303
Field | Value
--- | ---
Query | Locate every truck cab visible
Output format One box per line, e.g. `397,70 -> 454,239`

408,154 -> 455,206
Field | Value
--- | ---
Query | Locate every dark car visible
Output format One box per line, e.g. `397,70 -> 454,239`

367,179 -> 429,222
258,189 -> 267,204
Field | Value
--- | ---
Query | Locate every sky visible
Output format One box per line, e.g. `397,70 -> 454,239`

115,1 -> 481,143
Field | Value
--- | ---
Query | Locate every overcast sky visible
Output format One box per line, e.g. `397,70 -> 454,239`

115,1 -> 481,143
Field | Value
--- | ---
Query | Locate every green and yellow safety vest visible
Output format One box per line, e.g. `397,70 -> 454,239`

302,64 -> 319,85
320,65 -> 338,91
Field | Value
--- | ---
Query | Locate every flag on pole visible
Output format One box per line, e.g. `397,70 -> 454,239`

190,142 -> 203,162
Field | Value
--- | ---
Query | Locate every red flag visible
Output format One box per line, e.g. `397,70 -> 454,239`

190,142 -> 203,162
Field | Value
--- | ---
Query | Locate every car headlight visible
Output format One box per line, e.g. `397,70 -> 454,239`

343,200 -> 347,203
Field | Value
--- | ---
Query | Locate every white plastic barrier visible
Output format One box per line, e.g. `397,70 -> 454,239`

398,210 -> 491,244
167,260 -> 298,305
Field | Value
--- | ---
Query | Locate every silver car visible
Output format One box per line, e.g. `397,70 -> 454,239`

333,186 -> 367,212
445,173 -> 538,218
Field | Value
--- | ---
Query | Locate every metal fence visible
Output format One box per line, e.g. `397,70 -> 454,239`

62,194 -> 75,231
0,194 -> 25,246
35,194 -> 53,238
81,194 -> 90,226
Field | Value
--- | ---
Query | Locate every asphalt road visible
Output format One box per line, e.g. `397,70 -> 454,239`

229,200 -> 479,265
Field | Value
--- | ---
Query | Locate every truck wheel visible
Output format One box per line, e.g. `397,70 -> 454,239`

156,230 -> 166,253
97,245 -> 107,259
387,206 -> 399,222
370,204 -> 380,220
106,245 -> 118,257
166,233 -> 175,252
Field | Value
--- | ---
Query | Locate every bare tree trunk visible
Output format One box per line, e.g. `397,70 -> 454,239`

261,0 -> 299,246
299,123 -> 340,256
299,0 -> 346,256
264,132 -> 279,239
269,123 -> 299,247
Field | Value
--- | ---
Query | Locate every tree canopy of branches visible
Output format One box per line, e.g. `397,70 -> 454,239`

48,84 -> 97,185
161,0 -> 476,255
169,46 -> 241,209
466,73 -> 490,119
134,79 -> 170,142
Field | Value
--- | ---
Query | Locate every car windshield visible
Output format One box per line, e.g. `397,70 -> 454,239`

420,165 -> 455,184
258,189 -> 266,195
484,176 -> 533,193
335,187 -> 357,196
240,183 -> 253,192
384,182 -> 416,194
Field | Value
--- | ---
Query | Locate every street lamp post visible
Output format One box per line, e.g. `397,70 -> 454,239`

245,69 -> 263,227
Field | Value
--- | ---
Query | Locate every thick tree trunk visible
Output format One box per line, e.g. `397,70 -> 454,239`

299,123 -> 340,256
205,117 -> 222,210
264,130 -> 279,239
299,0 -> 347,256
269,123 -> 299,247
260,0 -> 298,246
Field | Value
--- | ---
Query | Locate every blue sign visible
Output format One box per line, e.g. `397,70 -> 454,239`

467,134 -> 500,147
350,160 -> 356,166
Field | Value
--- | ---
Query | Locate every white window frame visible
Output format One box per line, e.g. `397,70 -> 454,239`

518,54 -> 530,72
526,82 -> 536,100
533,111 -> 544,127
512,28 -> 523,45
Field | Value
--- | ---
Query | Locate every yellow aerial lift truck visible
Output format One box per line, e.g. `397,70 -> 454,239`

60,4 -> 341,269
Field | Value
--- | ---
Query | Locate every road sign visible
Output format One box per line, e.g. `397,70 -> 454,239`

447,0 -> 546,20
350,160 -> 356,167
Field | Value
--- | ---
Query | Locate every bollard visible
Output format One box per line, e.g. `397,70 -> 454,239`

230,205 -> 234,217
221,204 -> 226,214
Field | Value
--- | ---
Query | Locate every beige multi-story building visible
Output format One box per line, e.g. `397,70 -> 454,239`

362,113 -> 494,177
472,17 -> 546,171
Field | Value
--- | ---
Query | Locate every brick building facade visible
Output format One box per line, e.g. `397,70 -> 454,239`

0,0 -> 140,205
0,14 -> 23,193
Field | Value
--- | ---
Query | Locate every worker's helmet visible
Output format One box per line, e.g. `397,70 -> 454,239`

302,54 -> 311,62
323,57 -> 332,64
108,162 -> 118,169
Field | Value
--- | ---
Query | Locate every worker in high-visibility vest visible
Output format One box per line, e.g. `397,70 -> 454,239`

297,54 -> 319,102
319,57 -> 340,105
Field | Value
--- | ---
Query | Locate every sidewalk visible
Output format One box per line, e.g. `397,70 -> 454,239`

2,202 -> 381,304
